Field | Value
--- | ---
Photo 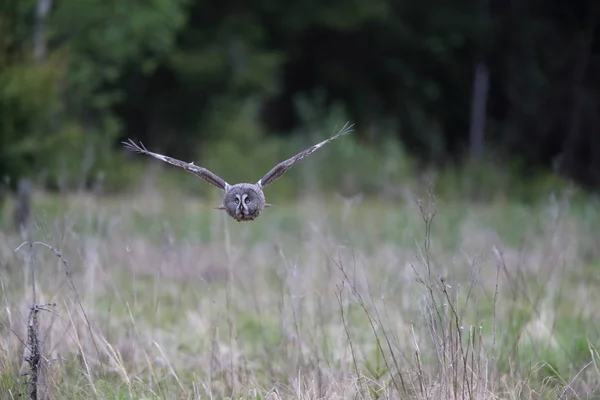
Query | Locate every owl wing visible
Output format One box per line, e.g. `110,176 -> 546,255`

257,121 -> 354,188
122,139 -> 230,191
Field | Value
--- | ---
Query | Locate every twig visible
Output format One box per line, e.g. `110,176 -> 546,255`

20,233 -> 57,400
24,303 -> 51,400
15,241 -> 103,375
558,361 -> 593,399
336,283 -> 362,394
332,253 -> 404,397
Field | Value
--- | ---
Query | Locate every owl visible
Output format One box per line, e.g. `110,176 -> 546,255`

122,122 -> 354,222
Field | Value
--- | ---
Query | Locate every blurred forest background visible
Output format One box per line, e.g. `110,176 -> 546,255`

1,0 -> 599,202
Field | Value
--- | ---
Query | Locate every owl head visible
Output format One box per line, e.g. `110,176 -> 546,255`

222,183 -> 267,222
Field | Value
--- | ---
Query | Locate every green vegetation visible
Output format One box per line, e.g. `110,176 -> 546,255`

2,0 -> 599,194
1,0 -> 599,398
1,186 -> 599,399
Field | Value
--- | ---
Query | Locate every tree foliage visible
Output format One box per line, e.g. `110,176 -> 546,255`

1,0 -> 599,193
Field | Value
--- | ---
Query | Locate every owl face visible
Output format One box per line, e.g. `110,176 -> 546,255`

222,184 -> 266,222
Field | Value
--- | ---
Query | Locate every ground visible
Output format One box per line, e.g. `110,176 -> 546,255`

0,188 -> 599,399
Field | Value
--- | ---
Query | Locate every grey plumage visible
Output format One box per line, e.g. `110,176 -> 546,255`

122,122 -> 354,222
218,183 -> 267,221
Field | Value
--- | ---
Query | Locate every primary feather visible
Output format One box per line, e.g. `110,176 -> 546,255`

122,139 -> 230,190
257,122 -> 354,188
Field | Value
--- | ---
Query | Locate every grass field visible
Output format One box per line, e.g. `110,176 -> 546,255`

1,187 -> 599,399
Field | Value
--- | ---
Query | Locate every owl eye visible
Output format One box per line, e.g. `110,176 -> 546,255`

234,197 -> 240,204
244,197 -> 250,204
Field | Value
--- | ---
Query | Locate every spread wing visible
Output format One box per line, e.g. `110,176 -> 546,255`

257,121 -> 354,188
122,139 -> 230,191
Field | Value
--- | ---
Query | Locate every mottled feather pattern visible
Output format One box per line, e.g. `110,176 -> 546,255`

122,139 -> 230,190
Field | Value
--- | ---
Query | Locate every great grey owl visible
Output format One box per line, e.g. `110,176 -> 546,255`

122,122 -> 354,222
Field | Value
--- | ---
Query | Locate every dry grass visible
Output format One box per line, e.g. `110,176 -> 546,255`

0,187 -> 599,399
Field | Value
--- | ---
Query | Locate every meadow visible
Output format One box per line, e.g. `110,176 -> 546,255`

0,183 -> 599,399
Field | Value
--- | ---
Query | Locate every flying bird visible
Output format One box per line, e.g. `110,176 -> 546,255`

122,122 -> 354,222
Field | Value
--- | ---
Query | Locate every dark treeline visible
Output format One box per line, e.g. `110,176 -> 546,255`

1,0 -> 599,194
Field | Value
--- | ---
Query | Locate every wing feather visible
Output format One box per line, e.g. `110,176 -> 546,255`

257,122 -> 354,188
122,139 -> 230,191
